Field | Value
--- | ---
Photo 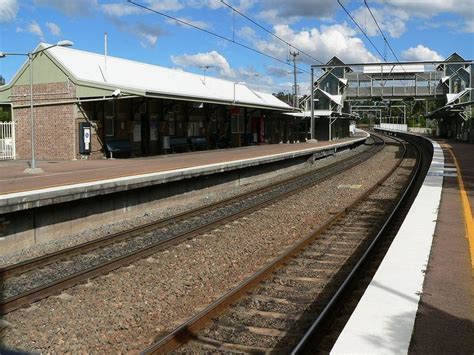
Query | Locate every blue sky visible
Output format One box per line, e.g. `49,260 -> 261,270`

1,0 -> 473,94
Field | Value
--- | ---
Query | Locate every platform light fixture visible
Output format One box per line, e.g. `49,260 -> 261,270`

0,40 -> 74,173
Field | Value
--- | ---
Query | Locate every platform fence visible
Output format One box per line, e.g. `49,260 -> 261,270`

0,121 -> 16,160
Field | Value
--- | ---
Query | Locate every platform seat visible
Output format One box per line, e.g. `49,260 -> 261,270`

190,136 -> 207,151
170,137 -> 190,153
105,138 -> 132,158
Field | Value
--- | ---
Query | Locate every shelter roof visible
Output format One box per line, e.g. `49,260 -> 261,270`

283,110 -> 333,117
317,88 -> 343,105
9,43 -> 292,111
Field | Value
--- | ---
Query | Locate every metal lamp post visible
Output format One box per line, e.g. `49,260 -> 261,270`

0,40 -> 73,173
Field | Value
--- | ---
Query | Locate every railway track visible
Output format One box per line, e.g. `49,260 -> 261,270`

297,132 -> 432,353
0,135 -> 382,315
142,133 -> 422,353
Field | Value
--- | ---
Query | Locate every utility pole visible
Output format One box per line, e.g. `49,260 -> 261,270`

290,50 -> 299,109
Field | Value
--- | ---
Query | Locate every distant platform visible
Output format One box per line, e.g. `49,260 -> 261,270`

0,133 -> 368,214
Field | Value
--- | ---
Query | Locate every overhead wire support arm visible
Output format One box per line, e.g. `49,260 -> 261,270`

127,0 -> 311,74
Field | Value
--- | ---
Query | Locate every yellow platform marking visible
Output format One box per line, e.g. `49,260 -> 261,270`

446,147 -> 474,269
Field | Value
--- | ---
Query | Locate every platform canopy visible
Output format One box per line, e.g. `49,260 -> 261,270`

284,110 -> 333,118
4,43 -> 293,112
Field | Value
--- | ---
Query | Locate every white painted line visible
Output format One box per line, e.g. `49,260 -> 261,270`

331,136 -> 444,355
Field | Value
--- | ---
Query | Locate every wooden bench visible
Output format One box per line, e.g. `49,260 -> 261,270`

170,137 -> 190,153
190,136 -> 207,151
105,138 -> 132,158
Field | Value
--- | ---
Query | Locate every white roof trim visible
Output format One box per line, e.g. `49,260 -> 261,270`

283,110 -> 333,117
317,88 -> 343,106
41,43 -> 291,111
446,88 -> 471,104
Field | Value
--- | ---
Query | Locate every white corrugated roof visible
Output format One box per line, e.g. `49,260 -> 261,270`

317,88 -> 343,106
338,78 -> 348,85
43,43 -> 291,111
446,88 -> 471,104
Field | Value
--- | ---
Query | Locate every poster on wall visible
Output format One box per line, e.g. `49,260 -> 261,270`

133,123 -> 141,142
150,121 -> 158,141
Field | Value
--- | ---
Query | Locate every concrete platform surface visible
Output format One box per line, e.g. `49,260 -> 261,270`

409,139 -> 474,354
331,137 -> 445,354
332,133 -> 474,354
0,134 -> 368,213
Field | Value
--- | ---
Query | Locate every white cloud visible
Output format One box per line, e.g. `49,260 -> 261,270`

146,0 -> 184,11
186,0 -> 253,11
109,17 -> 166,47
101,3 -> 145,17
166,17 -> 211,29
352,6 -> 409,38
266,65 -> 291,78
236,26 -> 257,42
186,0 -> 223,10
102,0 -> 184,17
33,0 -> 98,17
171,51 -> 236,78
401,45 -> 444,61
46,21 -> 61,36
0,0 -> 18,23
254,23 -> 378,65
257,0 -> 340,24
373,0 -> 474,34
27,20 -> 44,40
377,0 -> 473,17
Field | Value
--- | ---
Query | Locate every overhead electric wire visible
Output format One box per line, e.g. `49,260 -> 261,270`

220,0 -> 324,65
363,0 -> 408,84
336,0 -> 385,60
127,0 -> 311,74
363,0 -> 401,64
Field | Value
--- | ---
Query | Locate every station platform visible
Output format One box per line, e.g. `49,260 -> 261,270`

0,133 -> 368,214
331,134 -> 474,354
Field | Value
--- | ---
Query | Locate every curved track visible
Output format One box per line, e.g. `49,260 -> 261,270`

0,135 -> 382,315
142,133 -> 426,353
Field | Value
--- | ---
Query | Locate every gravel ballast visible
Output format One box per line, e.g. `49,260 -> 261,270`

1,136 -> 405,353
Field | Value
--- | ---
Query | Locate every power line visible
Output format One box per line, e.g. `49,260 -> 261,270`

363,0 -> 400,63
363,0 -> 408,84
127,0 -> 311,74
220,0 -> 324,65
336,0 -> 385,60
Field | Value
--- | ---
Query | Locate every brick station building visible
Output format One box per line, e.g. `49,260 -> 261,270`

0,43 -> 320,161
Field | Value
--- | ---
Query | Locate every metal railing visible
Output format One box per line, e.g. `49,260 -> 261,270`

0,122 -> 16,160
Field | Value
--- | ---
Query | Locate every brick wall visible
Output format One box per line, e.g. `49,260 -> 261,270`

75,103 -> 106,159
11,81 -> 76,161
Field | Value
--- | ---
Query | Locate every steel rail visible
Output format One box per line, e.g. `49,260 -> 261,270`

0,136 -> 383,315
142,134 -> 410,354
291,133 -> 423,353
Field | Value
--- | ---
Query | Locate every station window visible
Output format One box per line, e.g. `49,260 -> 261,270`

231,114 -> 244,133
166,112 -> 176,135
